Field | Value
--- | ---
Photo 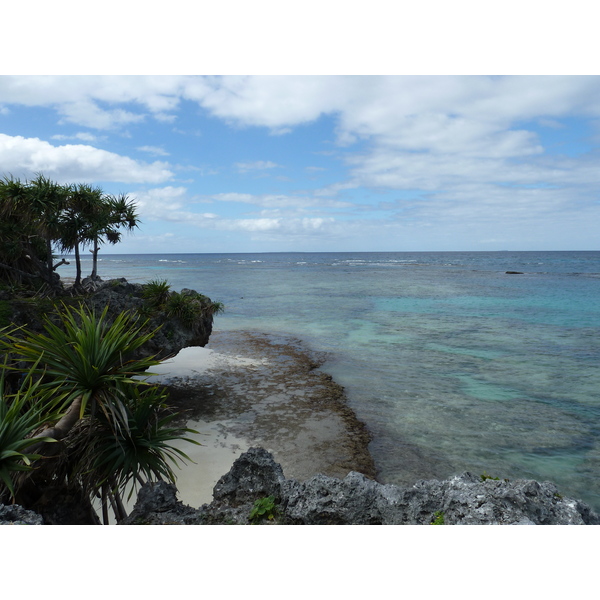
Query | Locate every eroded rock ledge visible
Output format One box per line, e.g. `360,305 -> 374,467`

120,448 -> 600,525
6,278 -> 214,360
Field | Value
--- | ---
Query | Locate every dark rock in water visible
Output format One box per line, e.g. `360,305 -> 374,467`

122,448 -> 600,525
0,504 -> 44,525
505,271 -> 524,274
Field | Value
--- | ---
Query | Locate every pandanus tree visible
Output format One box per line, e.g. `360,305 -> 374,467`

0,174 -> 137,291
87,193 -> 139,281
0,304 -> 198,523
58,184 -> 140,286
58,183 -> 104,287
27,174 -> 69,279
0,175 -> 67,290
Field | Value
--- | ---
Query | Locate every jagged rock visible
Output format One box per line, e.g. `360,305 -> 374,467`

0,504 -> 44,525
212,446 -> 287,503
122,448 -> 600,525
123,481 -> 198,525
7,449 -> 600,525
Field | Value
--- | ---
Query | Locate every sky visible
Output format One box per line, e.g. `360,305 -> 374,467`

1,75 -> 599,254
1,5 -> 599,255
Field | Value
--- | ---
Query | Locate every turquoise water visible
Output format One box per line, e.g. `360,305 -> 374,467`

59,251 -> 600,510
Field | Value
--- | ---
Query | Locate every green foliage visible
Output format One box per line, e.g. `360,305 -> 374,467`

0,364 -> 61,501
430,511 -> 445,525
0,303 -> 201,522
141,280 -> 225,333
65,383 -> 199,502
142,279 -> 172,308
0,173 -> 139,289
249,495 -> 279,523
3,303 -> 161,423
480,471 -> 500,481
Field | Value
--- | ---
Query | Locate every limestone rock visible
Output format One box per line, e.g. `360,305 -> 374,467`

83,279 -> 213,358
7,448 -> 598,525
0,504 -> 44,525
124,448 -> 600,525
123,481 -> 198,525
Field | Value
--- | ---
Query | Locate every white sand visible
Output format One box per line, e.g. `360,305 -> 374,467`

142,346 -> 259,508
168,419 -> 250,507
146,346 -> 267,382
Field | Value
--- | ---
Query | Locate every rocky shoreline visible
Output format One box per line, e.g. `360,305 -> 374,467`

4,447 -> 599,525
123,448 -> 600,525
157,330 -> 377,491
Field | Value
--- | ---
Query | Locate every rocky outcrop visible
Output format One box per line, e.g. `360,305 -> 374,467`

122,448 -> 600,525
82,279 -> 213,358
0,503 -> 44,525
5,278 -> 213,359
5,447 -> 598,525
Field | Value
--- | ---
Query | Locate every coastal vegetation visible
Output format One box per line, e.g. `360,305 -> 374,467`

0,174 -> 138,292
0,175 -> 223,524
142,278 -> 224,335
248,495 -> 279,523
0,303 -> 200,523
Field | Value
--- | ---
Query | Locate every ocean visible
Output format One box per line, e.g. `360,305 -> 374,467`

58,251 -> 600,511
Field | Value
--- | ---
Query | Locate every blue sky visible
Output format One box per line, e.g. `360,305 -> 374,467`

1,73 -> 599,253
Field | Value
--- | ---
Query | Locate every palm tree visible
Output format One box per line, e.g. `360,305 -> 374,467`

27,174 -> 70,281
88,193 -> 139,281
0,176 -> 54,288
58,183 -> 104,287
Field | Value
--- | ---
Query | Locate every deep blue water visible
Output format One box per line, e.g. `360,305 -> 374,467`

59,251 -> 600,510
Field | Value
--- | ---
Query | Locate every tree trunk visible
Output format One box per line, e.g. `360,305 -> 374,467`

74,241 -> 82,286
90,238 -> 99,280
46,238 -> 53,280
24,396 -> 83,456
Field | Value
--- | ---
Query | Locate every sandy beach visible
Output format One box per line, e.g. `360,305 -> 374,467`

147,330 -> 376,508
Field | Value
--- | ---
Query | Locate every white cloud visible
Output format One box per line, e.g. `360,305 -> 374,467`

218,216 -> 333,234
129,186 -> 337,237
2,75 -> 600,251
137,145 -> 170,156
0,133 -> 173,183
133,186 -> 189,217
0,75 -> 188,129
57,100 -> 145,129
181,76 -> 343,129
133,186 -> 219,222
212,192 -> 354,210
52,132 -> 101,142
234,160 -> 279,173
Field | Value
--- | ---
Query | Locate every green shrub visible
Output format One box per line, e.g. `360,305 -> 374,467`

142,279 -> 172,308
249,495 -> 279,523
0,364 -> 61,501
430,511 -> 445,525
